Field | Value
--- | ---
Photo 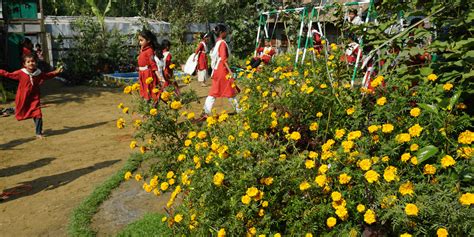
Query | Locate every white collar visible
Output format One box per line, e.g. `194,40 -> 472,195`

21,68 -> 42,86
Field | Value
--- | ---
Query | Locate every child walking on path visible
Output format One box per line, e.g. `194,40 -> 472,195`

204,24 -> 241,115
194,33 -> 210,87
137,30 -> 162,101
0,54 -> 63,138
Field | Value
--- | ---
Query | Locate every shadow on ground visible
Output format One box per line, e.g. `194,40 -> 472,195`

0,120 -> 111,150
0,159 -> 120,203
0,157 -> 56,177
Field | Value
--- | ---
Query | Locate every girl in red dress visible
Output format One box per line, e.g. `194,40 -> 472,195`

0,54 -> 63,138
161,40 -> 180,96
203,24 -> 241,115
137,30 -> 162,101
194,33 -> 210,87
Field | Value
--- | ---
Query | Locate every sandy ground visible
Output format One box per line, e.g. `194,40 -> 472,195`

0,79 -> 235,236
0,80 -> 132,236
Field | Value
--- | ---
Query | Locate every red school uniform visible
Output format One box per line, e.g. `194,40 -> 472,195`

209,38 -> 237,98
195,41 -> 208,71
162,50 -> 174,83
137,45 -> 159,100
0,69 -> 59,121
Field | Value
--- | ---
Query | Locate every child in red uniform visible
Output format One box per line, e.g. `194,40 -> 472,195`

21,38 -> 34,58
0,54 -> 63,138
251,39 -> 276,68
194,33 -> 210,87
137,30 -> 161,101
204,24 -> 240,115
161,39 -> 181,96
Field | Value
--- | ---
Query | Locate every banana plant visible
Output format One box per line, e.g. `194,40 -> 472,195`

86,0 -> 114,32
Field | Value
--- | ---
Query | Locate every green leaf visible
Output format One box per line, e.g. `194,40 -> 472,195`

419,67 -> 433,76
418,103 -> 439,115
416,145 -> 439,164
448,91 -> 462,110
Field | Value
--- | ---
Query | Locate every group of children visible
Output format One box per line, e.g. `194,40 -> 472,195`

137,24 -> 240,117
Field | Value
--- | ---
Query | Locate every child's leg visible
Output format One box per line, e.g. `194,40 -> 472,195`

228,97 -> 242,113
203,96 -> 216,114
33,117 -> 43,135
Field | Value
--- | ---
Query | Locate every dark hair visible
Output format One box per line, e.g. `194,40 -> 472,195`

139,29 -> 163,59
22,54 -> 38,64
161,39 -> 171,50
35,43 -> 41,48
214,24 -> 227,36
21,38 -> 32,47
349,9 -> 358,14
410,18 -> 423,27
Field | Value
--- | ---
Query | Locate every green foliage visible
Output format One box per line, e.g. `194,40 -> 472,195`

117,213 -> 172,237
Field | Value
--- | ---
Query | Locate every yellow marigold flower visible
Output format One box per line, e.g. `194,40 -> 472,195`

300,181 -> 311,191
319,164 -> 329,174
364,170 -> 380,183
359,159 -> 372,171
124,171 -> 132,180
116,118 -> 125,129
410,144 -> 419,151
213,172 -> 225,186
246,187 -> 259,197
381,124 -> 394,133
308,151 -> 318,159
169,63 -> 176,69
339,173 -> 352,184
174,214 -> 183,223
145,77 -> 153,85
357,204 -> 366,213
335,129 -> 346,139
129,141 -> 137,150
218,228 -> 226,237
409,124 -> 423,137
383,166 -> 398,182
305,233 -> 313,237
290,131 -> 301,141
346,107 -> 355,115
327,217 -> 337,228
427,73 -> 438,81
347,131 -> 362,140
251,132 -> 259,139
330,43 -> 337,50
170,101 -> 182,110
150,108 -> 158,116
161,216 -> 167,222
370,75 -> 384,88
399,181 -> 414,196
153,188 -> 160,196
382,156 -> 390,162
376,97 -> 387,106
368,125 -> 379,133
228,135 -> 235,141
364,209 -> 376,224
160,182 -> 169,191
437,228 -> 448,237
400,233 -> 412,237
117,103 -> 124,109
410,107 -> 421,117
331,191 -> 342,201
135,174 -> 142,181
459,193 -> 473,206
123,86 -> 132,94
160,91 -> 170,101
258,208 -> 265,217
316,112 -> 323,117
396,133 -> 411,143
315,174 -> 327,187
342,140 -> 354,153
441,155 -> 456,168
139,146 -> 146,154
187,131 -> 197,139
196,131 -> 207,139
309,122 -> 318,131
249,227 -> 257,235
458,130 -> 473,144
423,164 -> 436,175
401,153 -> 411,162
405,203 -> 419,216
457,147 -> 473,159
443,83 -> 453,91
410,156 -> 418,165
335,206 -> 348,220
131,83 -> 140,91
282,126 -> 290,134
320,83 -> 328,89
305,160 -> 315,169
184,139 -> 192,147
177,154 -> 186,161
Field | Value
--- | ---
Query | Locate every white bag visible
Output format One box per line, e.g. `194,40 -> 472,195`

184,53 -> 198,75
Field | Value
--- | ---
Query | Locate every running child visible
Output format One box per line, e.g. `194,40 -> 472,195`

0,54 -> 63,138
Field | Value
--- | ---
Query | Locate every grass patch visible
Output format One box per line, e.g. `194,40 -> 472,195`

116,213 -> 172,237
68,153 -> 142,237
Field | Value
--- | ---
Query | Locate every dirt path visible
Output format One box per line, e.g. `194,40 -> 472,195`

0,80 -> 132,236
